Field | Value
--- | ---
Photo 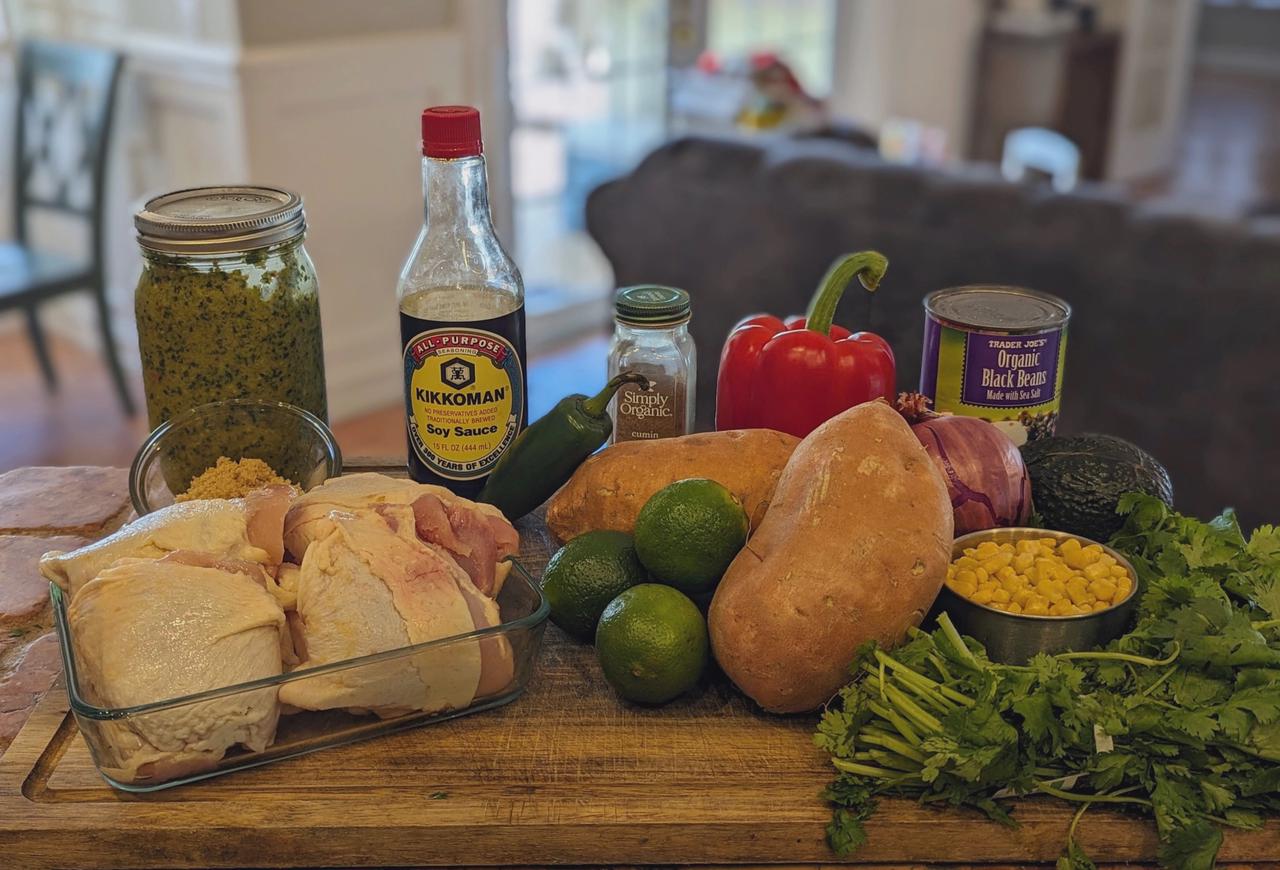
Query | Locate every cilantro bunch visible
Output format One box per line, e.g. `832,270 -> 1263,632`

815,494 -> 1280,870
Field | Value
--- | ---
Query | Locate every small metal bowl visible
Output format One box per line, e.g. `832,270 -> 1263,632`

933,528 -> 1140,664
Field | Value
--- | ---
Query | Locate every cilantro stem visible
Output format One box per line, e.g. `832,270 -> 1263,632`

883,683 -> 944,733
858,729 -> 928,764
1138,664 -> 1177,698
874,650 -> 975,708
868,748 -> 922,772
927,652 -> 953,683
936,612 -> 981,669
887,669 -> 955,715
1052,643 -> 1179,668
1035,783 -> 1153,808
867,701 -> 923,747
832,758 -> 901,778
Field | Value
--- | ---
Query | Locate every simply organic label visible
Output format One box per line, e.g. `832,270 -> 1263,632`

403,327 -> 523,479
613,373 -> 686,443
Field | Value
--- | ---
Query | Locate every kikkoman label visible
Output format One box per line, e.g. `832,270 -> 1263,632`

402,327 -> 524,480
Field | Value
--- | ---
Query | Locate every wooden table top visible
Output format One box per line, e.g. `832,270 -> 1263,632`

0,463 -> 1276,868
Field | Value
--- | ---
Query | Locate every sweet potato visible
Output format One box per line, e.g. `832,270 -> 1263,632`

708,401 -> 953,713
545,429 -> 799,542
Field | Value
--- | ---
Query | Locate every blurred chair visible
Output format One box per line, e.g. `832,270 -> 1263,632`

1,39 -> 133,414
1000,127 -> 1080,193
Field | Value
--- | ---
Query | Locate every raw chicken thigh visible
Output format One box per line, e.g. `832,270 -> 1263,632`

281,507 -> 514,716
41,485 -> 291,596
67,552 -> 287,784
284,473 -> 518,595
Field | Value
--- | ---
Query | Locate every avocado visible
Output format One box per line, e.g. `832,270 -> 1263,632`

1021,434 -> 1173,542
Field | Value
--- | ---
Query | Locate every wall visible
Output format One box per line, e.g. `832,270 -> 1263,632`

1196,2 -> 1280,76
829,0 -> 987,161
1105,0 -> 1200,180
0,0 -> 509,422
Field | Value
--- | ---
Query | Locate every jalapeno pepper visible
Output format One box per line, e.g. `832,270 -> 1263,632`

715,251 -> 894,438
479,372 -> 649,521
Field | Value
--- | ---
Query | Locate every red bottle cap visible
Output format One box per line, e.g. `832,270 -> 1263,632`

421,105 -> 483,158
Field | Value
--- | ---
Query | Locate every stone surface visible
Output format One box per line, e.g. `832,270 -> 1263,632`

0,534 -> 89,626
0,466 -> 122,758
0,632 -> 61,749
0,466 -> 130,534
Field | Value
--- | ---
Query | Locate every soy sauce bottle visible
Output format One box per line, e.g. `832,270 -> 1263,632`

397,106 -> 527,498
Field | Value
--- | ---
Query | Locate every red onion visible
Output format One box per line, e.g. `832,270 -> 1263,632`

910,415 -> 1033,534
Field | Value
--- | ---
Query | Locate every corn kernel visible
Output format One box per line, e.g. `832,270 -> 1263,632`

1092,600 -> 1111,612
1025,598 -> 1049,616
976,541 -> 1000,557
990,587 -> 1011,604
1006,601 -> 1023,614
1040,537 -> 1058,549
1116,576 -> 1133,600
1088,578 -> 1117,601
982,553 -> 1013,573
1110,565 -> 1130,579
1083,562 -> 1111,582
1013,552 -> 1035,571
956,569 -> 977,586
1066,579 -> 1089,605
997,565 -> 1018,583
1012,587 -> 1032,606
1016,539 -> 1040,555
975,567 -> 989,583
971,587 -> 994,604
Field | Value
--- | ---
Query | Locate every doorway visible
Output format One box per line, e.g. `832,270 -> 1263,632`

505,0 -> 839,353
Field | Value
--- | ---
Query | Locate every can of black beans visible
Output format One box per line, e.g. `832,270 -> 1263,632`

920,285 -> 1070,445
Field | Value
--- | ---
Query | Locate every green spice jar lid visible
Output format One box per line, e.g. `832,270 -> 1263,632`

135,186 -> 306,254
615,285 -> 691,327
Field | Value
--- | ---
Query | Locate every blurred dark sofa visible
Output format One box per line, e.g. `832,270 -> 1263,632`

586,135 -> 1280,529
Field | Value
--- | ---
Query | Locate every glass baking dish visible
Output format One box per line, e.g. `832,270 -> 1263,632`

51,558 -> 550,792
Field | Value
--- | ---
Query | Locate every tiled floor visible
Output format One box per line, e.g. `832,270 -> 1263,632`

0,328 -> 608,473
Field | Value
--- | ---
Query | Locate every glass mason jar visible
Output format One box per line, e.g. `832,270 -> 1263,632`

607,285 -> 696,444
133,186 -> 328,431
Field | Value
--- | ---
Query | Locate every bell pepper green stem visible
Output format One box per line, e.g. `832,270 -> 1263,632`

804,250 -> 889,337
580,371 -> 649,418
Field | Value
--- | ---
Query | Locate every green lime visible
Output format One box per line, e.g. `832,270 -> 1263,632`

632,478 -> 749,594
595,584 -> 709,705
542,530 -> 647,641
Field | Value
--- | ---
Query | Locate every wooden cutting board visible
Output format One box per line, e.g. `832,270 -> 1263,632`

1,468 -> 1277,868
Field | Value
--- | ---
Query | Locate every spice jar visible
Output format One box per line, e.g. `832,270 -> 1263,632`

133,186 -> 328,430
607,285 -> 696,443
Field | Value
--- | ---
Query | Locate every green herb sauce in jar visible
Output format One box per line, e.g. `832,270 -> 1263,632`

135,242 -> 327,427
133,187 -> 329,487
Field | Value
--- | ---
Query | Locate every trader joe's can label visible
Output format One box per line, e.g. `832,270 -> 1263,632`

920,285 -> 1070,446
403,327 -> 524,480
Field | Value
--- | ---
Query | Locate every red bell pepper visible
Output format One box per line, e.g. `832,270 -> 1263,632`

715,251 -> 894,438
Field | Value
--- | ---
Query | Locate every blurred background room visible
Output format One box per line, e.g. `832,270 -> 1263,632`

1,0 -> 1277,523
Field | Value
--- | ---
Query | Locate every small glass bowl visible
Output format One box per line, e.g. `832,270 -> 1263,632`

130,399 -> 342,515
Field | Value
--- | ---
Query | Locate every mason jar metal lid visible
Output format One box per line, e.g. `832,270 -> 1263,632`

615,285 -> 691,326
134,186 -> 306,254
925,285 -> 1071,333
